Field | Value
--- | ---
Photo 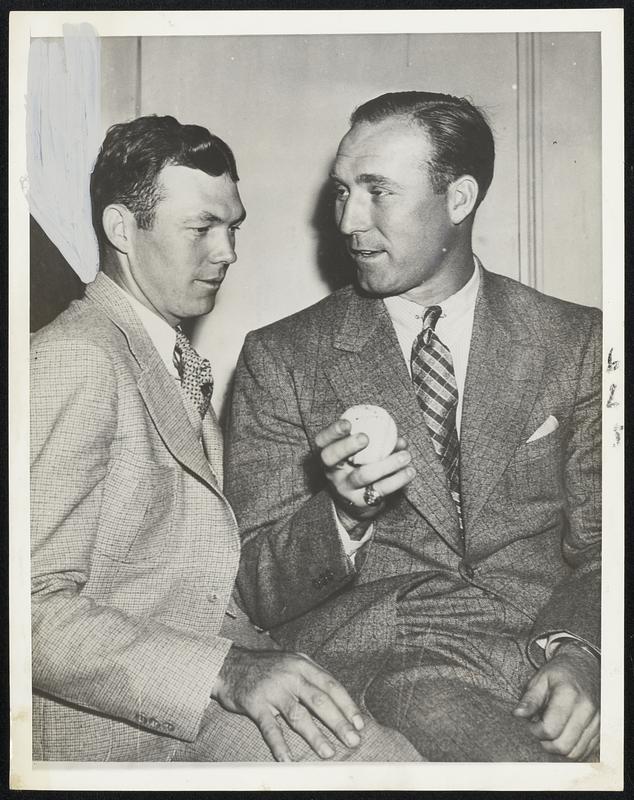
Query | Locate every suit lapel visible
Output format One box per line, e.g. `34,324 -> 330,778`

459,270 -> 546,531
325,290 -> 463,554
137,362 -> 220,490
202,406 -> 224,483
85,274 -> 220,492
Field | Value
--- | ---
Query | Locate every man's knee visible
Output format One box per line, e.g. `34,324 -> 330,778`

177,701 -> 422,762
353,717 -> 424,762
365,673 -> 568,762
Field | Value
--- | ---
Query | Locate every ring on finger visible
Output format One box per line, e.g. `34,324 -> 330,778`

363,484 -> 382,506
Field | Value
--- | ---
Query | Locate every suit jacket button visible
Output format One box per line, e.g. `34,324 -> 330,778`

207,592 -> 219,602
312,569 -> 334,590
463,564 -> 475,579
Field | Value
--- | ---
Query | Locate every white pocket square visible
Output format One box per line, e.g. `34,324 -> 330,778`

526,414 -> 559,443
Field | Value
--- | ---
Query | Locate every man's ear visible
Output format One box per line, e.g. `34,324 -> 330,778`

102,204 -> 136,254
447,175 -> 479,225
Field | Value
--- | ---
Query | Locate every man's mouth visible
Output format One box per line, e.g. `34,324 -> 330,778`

196,275 -> 225,287
350,248 -> 384,260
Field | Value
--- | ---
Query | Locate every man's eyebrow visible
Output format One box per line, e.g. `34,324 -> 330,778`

328,172 -> 402,189
183,211 -> 222,224
356,173 -> 401,188
183,209 -> 246,225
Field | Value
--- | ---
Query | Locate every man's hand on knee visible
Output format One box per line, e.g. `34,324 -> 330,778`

210,646 -> 365,761
513,642 -> 600,760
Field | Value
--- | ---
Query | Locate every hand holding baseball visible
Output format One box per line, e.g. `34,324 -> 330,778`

315,405 -> 416,526
340,405 -> 399,464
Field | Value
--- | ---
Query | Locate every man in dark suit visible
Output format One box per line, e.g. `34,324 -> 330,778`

30,114 -> 421,763
225,92 -> 602,761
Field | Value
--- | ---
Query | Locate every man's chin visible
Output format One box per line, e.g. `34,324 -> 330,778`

355,271 -> 393,298
199,297 -> 217,316
179,298 -> 216,322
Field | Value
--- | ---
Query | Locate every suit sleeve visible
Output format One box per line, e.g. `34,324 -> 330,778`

225,332 -> 356,630
527,310 -> 602,663
31,339 -> 232,742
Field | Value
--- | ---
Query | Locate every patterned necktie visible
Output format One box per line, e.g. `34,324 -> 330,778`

173,327 -> 214,418
410,305 -> 463,529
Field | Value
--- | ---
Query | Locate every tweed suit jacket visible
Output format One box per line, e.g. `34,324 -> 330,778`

30,272 -> 240,761
224,267 -> 602,702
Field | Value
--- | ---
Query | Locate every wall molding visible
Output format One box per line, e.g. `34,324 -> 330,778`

516,32 -> 544,291
135,37 -> 143,118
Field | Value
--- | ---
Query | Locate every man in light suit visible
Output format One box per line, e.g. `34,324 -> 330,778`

225,92 -> 602,761
30,114 -> 422,763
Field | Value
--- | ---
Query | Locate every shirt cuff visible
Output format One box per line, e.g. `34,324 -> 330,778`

536,632 -> 601,661
331,501 -> 374,561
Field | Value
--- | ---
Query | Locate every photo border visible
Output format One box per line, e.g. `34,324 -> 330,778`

9,8 -> 624,791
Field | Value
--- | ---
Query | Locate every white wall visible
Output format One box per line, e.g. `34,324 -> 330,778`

537,33 -> 602,304
100,32 -> 602,417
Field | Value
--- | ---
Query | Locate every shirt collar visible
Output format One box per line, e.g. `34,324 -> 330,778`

102,274 -> 178,374
383,256 -> 481,326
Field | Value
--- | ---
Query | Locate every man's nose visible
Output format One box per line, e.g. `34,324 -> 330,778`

336,195 -> 369,236
209,232 -> 237,266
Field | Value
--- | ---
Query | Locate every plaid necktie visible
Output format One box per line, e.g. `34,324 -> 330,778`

410,305 -> 463,529
173,327 -> 214,418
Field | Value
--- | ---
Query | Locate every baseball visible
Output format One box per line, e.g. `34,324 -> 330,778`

340,404 -> 398,465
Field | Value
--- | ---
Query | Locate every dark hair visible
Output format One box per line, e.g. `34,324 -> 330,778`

350,91 -> 494,208
90,114 -> 239,254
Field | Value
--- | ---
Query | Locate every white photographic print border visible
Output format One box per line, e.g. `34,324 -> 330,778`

9,8 -> 624,791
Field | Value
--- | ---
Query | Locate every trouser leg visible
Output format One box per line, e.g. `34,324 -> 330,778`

174,701 -> 424,762
365,671 -> 566,762
363,588 -> 567,761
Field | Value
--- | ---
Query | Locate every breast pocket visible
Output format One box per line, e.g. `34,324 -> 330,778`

505,427 -> 564,502
95,452 -> 176,562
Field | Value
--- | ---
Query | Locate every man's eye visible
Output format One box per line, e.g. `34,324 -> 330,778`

230,225 -> 241,233
191,227 -> 210,235
332,185 -> 348,199
370,187 -> 388,197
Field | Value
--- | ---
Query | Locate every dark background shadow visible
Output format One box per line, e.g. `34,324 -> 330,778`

30,217 -> 85,333
310,174 -> 354,293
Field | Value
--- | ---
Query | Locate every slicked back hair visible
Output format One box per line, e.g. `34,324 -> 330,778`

350,91 -> 495,209
90,114 -> 239,255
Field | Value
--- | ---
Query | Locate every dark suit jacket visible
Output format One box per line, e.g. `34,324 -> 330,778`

225,268 -> 601,701
31,273 -> 240,760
